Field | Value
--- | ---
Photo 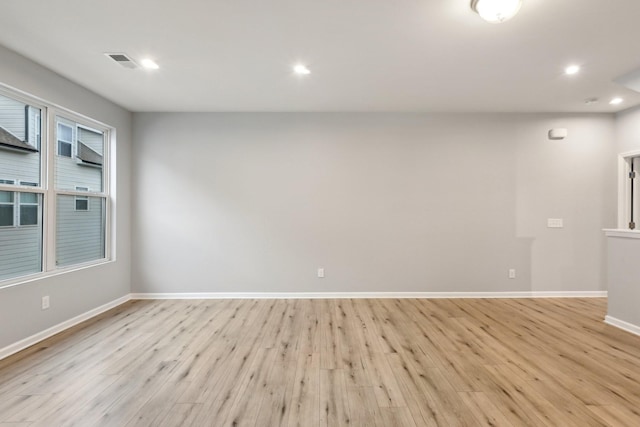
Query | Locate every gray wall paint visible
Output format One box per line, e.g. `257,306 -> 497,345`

132,112 -> 616,294
606,236 -> 640,327
616,105 -> 640,154
607,106 -> 640,327
0,45 -> 132,350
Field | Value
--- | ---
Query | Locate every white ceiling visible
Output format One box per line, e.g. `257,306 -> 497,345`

1,0 -> 640,113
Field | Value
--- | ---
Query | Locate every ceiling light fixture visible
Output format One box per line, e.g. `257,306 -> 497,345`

140,58 -> 159,70
293,64 -> 311,76
470,0 -> 523,23
565,65 -> 580,75
610,97 -> 624,105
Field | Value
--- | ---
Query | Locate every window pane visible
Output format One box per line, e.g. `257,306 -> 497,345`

55,117 -> 104,192
0,190 -> 14,203
58,141 -> 72,157
56,195 -> 105,267
0,194 -> 42,280
0,93 -> 42,186
0,205 -> 13,226
58,123 -> 72,142
20,205 -> 38,226
75,198 -> 89,211
20,192 -> 37,204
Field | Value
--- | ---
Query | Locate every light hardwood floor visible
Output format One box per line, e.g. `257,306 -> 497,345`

1,298 -> 640,426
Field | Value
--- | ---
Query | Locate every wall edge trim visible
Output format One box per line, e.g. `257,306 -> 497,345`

605,315 -> 640,337
130,291 -> 607,300
0,294 -> 131,361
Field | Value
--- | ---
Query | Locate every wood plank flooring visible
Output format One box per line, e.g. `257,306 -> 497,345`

1,298 -> 640,426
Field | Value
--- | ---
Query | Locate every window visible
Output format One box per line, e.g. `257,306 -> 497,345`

75,186 -> 89,211
0,181 -> 14,227
19,182 -> 39,226
55,117 -> 107,267
33,112 -> 41,149
57,195 -> 105,267
0,181 -> 40,227
0,86 -> 112,284
57,122 -> 73,157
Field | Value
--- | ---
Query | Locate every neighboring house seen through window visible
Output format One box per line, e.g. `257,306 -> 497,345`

0,87 -> 112,283
19,182 -> 38,226
75,186 -> 89,211
0,179 -> 15,227
0,180 -> 40,227
57,122 -> 73,157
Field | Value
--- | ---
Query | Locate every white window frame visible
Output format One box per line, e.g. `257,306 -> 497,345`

0,83 -> 115,289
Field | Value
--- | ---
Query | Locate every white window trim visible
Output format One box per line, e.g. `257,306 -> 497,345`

0,83 -> 115,289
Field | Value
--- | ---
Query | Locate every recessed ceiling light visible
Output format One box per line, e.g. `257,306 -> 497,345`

565,65 -> 580,75
140,58 -> 159,70
610,97 -> 624,105
293,64 -> 311,76
470,0 -> 523,23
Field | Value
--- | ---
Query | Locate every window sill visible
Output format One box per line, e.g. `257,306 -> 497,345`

0,258 -> 114,291
603,229 -> 640,239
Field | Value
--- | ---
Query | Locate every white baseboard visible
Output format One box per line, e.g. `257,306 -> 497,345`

605,315 -> 640,337
1,291 -> 608,361
0,294 -> 131,361
130,291 -> 607,300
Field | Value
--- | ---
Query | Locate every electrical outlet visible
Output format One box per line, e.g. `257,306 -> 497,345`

317,268 -> 325,278
42,295 -> 50,310
508,269 -> 516,279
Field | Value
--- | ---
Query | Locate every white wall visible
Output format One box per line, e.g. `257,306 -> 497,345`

132,112 -> 616,294
0,45 -> 132,350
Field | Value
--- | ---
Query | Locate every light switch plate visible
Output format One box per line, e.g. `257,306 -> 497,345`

547,218 -> 564,228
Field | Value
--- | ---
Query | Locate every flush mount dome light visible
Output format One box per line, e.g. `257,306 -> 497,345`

471,0 -> 523,23
293,64 -> 311,75
565,65 -> 581,75
140,58 -> 159,70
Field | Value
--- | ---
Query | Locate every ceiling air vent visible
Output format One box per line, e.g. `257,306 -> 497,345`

105,53 -> 138,69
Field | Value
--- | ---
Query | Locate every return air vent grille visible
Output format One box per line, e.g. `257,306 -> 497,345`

105,53 -> 138,69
